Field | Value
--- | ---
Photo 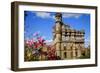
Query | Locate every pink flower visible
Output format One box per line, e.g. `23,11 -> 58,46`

38,37 -> 43,41
26,40 -> 29,45
25,39 -> 34,48
37,37 -> 45,46
33,42 -> 38,48
46,45 -> 56,60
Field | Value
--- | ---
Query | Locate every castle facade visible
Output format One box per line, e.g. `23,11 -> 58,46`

53,13 -> 85,59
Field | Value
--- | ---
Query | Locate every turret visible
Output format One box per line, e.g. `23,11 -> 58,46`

55,13 -> 62,42
54,13 -> 63,58
55,13 -> 62,22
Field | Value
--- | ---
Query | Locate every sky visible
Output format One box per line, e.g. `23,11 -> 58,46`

24,11 -> 90,47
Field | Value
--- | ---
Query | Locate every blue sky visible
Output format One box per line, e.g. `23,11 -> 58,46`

24,11 -> 90,47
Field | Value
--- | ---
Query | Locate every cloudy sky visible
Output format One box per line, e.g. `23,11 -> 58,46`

24,11 -> 90,47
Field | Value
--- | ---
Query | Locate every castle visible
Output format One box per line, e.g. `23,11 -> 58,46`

53,13 -> 86,59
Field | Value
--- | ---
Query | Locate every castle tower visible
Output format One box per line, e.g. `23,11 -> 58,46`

54,13 -> 62,58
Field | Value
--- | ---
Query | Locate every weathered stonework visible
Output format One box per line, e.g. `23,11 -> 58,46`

53,13 -> 86,59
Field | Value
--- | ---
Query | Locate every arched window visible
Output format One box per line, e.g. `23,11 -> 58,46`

75,50 -> 77,57
64,44 -> 67,50
64,52 -> 67,58
64,46 -> 66,50
70,45 -> 73,58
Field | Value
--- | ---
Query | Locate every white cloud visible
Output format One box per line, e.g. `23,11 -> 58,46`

85,37 -> 90,48
45,39 -> 53,45
45,39 -> 53,43
35,12 -> 82,19
35,12 -> 53,19
63,13 -> 82,18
